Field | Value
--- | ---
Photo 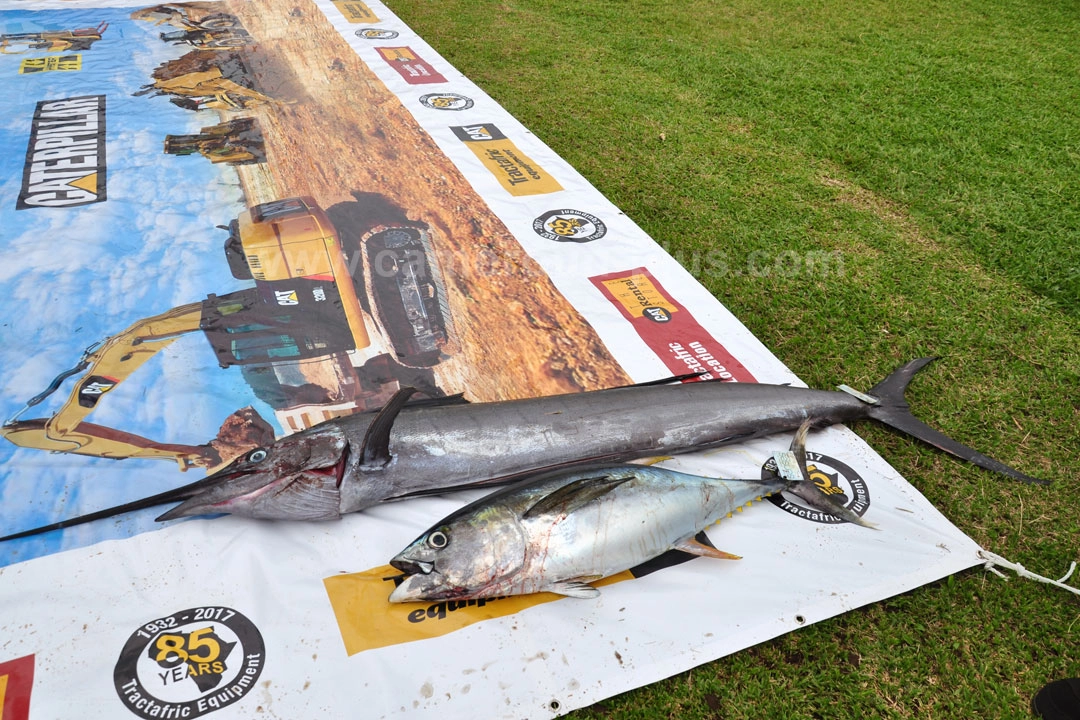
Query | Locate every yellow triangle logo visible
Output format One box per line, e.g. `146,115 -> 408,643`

69,173 -> 98,194
1,672 -> 9,719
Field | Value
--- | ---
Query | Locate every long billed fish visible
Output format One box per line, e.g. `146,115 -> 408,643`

0,357 -> 1046,541
389,422 -> 874,601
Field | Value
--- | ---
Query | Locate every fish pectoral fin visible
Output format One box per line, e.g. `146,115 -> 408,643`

522,472 -> 635,519
360,386 -> 418,469
674,537 -> 742,560
629,456 -> 674,467
546,579 -> 602,599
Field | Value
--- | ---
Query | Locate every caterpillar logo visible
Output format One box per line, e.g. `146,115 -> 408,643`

18,95 -> 107,210
274,289 -> 299,306
77,375 -> 118,409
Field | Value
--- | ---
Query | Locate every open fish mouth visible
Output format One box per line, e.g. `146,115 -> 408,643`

390,557 -> 435,575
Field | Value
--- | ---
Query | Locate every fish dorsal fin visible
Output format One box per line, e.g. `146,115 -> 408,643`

404,392 -> 470,408
523,473 -> 633,519
673,537 -> 741,560
545,579 -> 602,599
619,372 -> 707,387
360,386 -> 418,469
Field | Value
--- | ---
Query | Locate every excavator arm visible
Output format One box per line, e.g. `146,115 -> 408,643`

1,302 -> 220,470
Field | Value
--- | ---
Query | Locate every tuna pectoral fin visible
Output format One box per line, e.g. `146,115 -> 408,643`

546,579 -> 602,599
674,538 -> 741,560
866,358 -> 1048,485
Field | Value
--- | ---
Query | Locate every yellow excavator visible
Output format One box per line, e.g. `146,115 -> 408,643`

1,302 -> 219,470
2,196 -> 456,466
0,281 -> 357,470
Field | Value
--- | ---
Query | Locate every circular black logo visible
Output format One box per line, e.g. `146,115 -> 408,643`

532,210 -> 607,243
114,607 -> 265,719
355,28 -> 399,39
419,92 -> 474,110
642,306 -> 672,322
763,452 -> 870,524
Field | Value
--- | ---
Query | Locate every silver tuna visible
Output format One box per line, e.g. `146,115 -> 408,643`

388,422 -> 875,602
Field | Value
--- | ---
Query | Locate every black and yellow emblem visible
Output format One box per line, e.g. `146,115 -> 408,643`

763,452 -> 871,523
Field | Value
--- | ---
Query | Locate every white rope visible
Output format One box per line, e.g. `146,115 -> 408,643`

977,549 -> 1080,597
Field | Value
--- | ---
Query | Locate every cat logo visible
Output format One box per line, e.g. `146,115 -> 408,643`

455,124 -> 494,141
642,306 -> 672,323
77,375 -> 118,409
274,289 -> 299,306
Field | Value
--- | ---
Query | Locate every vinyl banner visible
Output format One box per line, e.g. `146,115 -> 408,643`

0,1 -> 981,718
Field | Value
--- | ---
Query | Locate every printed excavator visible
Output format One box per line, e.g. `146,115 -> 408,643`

2,197 -> 456,467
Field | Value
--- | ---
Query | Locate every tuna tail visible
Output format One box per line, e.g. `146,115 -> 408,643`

863,357 -> 1048,485
777,421 -> 878,529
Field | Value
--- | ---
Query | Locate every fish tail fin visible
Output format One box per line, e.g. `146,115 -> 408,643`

786,480 -> 878,529
778,421 -> 878,529
864,358 -> 1048,485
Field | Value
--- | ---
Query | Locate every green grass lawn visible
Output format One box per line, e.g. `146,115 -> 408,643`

384,0 -> 1079,716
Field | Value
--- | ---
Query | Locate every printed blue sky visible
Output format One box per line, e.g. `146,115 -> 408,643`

0,7 -> 280,566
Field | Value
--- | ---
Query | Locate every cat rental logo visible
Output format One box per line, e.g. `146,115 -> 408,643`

18,95 -> 107,210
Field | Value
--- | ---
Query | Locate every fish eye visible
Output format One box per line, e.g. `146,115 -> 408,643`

247,448 -> 268,463
427,530 -> 449,549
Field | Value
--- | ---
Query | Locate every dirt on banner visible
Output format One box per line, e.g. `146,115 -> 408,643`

215,0 -> 630,402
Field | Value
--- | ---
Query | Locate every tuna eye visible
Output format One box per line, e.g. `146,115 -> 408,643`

247,448 -> 268,463
427,531 -> 449,549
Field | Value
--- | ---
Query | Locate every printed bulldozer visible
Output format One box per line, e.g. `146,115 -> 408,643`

135,51 -> 275,110
0,22 -> 108,54
131,3 -> 251,49
164,118 -> 266,165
